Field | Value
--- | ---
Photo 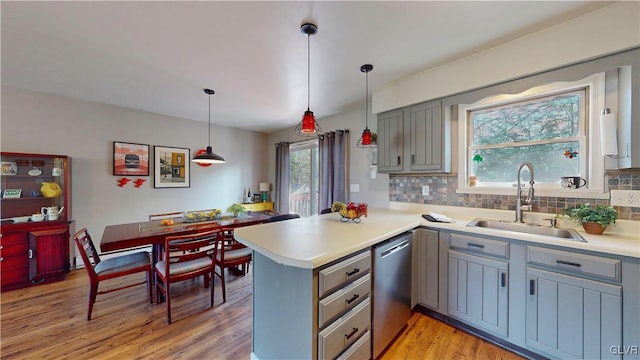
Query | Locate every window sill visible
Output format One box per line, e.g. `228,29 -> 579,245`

457,186 -> 609,199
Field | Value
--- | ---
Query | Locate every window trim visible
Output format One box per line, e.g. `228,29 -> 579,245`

457,72 -> 608,199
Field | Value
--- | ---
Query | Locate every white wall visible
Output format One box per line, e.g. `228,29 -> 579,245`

373,1 -> 640,113
268,100 -> 390,209
1,86 -> 269,242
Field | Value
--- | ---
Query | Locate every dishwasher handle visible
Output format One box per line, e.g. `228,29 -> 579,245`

380,240 -> 410,259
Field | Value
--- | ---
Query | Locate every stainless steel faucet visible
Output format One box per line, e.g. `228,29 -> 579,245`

515,161 -> 535,223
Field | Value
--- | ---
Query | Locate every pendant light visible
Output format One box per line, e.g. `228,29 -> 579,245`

295,22 -> 322,137
357,64 -> 375,148
192,88 -> 226,165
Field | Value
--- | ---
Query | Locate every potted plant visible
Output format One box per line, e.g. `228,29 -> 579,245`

561,203 -> 618,235
227,203 -> 247,217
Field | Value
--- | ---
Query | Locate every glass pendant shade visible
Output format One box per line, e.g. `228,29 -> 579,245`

193,88 -> 226,165
360,128 -> 372,145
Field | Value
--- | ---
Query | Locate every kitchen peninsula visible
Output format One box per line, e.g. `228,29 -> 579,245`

235,206 -> 640,360
234,208 -> 418,360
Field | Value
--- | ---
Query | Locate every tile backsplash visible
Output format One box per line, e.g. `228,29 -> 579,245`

389,172 -> 640,221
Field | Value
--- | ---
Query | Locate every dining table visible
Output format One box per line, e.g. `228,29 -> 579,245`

100,212 -> 273,254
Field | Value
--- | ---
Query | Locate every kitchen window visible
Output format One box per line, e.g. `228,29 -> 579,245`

457,72 -> 608,198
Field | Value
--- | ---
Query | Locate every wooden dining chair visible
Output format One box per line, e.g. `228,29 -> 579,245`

266,213 -> 301,222
215,227 -> 253,304
73,228 -> 153,321
154,229 -> 223,324
148,211 -> 183,221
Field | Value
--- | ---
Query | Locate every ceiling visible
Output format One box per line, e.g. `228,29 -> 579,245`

1,1 -> 611,133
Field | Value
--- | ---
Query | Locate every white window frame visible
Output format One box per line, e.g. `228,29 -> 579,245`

457,72 -> 608,199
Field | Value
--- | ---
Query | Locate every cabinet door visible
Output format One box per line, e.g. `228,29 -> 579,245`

377,109 -> 404,173
448,250 -> 508,337
0,232 -> 29,288
418,229 -> 439,310
408,101 -> 443,172
526,267 -> 622,360
28,226 -> 70,282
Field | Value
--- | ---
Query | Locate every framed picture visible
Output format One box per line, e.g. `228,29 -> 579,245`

113,141 -> 150,176
154,146 -> 190,188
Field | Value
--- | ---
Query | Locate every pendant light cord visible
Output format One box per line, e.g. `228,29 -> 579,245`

208,93 -> 212,147
365,70 -> 369,128
307,32 -> 311,111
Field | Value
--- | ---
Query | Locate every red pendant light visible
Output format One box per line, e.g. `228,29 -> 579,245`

357,64 -> 375,148
295,22 -> 322,137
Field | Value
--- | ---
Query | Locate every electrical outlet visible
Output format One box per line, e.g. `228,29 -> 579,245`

422,185 -> 429,196
610,190 -> 640,207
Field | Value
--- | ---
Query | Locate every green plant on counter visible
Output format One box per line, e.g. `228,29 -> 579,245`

227,203 -> 247,216
561,203 -> 618,227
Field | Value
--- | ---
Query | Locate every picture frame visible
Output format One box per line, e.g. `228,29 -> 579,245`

113,141 -> 150,176
154,146 -> 190,188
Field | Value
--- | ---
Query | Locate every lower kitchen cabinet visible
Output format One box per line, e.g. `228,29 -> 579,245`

427,230 -> 639,360
1,222 -> 71,291
526,267 -> 622,360
448,250 -> 509,337
0,232 -> 29,288
252,249 -> 371,360
28,225 -> 71,283
416,228 -> 439,310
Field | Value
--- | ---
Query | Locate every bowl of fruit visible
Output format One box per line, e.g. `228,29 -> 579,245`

330,201 -> 368,223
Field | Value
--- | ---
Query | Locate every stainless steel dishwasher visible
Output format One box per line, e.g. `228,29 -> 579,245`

372,231 -> 413,358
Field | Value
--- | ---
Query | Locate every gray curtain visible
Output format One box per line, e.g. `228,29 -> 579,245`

318,130 -> 349,210
274,142 -> 290,214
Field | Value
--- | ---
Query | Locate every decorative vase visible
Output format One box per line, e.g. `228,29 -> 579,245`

582,222 -> 606,235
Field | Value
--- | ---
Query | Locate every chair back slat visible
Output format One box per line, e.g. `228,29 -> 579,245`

148,211 -> 183,221
73,228 -> 101,274
163,230 -> 222,276
266,213 -> 301,223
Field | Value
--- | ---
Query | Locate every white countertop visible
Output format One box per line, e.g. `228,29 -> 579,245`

234,205 -> 640,269
233,208 -> 419,269
392,202 -> 640,260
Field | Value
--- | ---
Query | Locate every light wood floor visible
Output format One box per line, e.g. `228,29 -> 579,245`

1,270 -> 524,359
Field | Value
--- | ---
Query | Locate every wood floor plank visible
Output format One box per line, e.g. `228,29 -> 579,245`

1,270 -> 524,359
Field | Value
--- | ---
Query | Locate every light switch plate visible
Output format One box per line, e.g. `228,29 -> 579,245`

350,184 -> 360,193
610,190 -> 640,207
422,185 -> 429,196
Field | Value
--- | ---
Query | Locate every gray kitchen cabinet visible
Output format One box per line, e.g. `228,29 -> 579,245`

525,246 -> 624,360
526,268 -> 622,360
417,228 -> 439,310
377,99 -> 449,174
252,249 -> 371,360
448,250 -> 509,337
408,101 -> 443,172
376,109 -> 403,172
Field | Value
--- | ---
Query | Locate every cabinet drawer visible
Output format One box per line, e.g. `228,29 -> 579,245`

318,298 -> 371,360
1,243 -> 28,258
319,251 -> 371,297
319,274 -> 370,328
527,246 -> 620,281
450,233 -> 509,258
336,329 -> 371,360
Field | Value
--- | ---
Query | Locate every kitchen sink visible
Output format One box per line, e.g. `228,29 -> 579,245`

466,218 -> 586,242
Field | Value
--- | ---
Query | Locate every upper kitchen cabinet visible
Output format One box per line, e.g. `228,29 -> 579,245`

377,100 -> 450,174
377,109 -> 404,172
